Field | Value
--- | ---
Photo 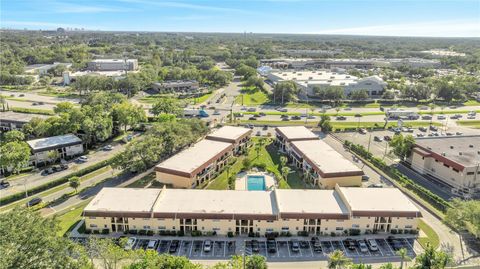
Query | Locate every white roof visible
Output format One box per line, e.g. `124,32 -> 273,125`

156,139 -> 232,174
27,134 -> 82,151
154,189 -> 277,215
91,59 -> 137,63
339,187 -> 420,213
206,126 -> 251,142
275,189 -> 348,215
269,70 -> 358,84
276,126 -> 318,141
291,140 -> 362,175
84,188 -> 161,213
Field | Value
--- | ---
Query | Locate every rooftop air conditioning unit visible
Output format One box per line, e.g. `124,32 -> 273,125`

469,145 -> 474,148
450,146 -> 454,149
459,152 -> 463,155
441,152 -> 446,156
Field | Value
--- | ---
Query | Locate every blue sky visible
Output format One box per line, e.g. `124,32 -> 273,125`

1,0 -> 479,37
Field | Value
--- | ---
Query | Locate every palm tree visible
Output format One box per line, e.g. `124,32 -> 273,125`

396,248 -> 411,269
327,250 -> 352,269
69,176 -> 80,193
280,156 -> 288,168
281,166 -> 290,183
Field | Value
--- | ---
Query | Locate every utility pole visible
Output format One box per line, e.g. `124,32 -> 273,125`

367,133 -> 372,153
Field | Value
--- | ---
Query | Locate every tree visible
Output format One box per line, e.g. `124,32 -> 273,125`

3,130 -> 25,143
445,199 -> 480,238
152,98 -> 182,117
281,166 -> 290,182
280,155 -> 288,168
69,176 -> 80,193
244,76 -> 265,90
396,248 -> 411,269
273,81 -> 298,104
389,134 -> 415,160
219,255 -> 267,269
378,263 -> 397,269
242,157 -> 252,170
0,207 -> 90,269
319,114 -> 332,133
255,139 -> 265,158
350,264 -> 372,269
313,86 -> 345,104
47,150 -> 60,165
125,252 -> 201,269
85,237 -> 131,269
412,243 -> 453,269
0,141 -> 31,174
349,90 -> 369,101
112,101 -> 147,132
327,250 -> 352,269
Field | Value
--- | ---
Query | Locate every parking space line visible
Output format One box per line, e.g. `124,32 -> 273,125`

337,240 -> 348,254
377,242 -> 384,256
308,241 -> 314,257
224,241 -> 227,258
201,241 -> 204,257
404,238 -> 415,250
384,239 -> 395,255
276,241 -> 280,258
188,241 -> 193,257
287,241 -> 291,257
212,241 -> 216,257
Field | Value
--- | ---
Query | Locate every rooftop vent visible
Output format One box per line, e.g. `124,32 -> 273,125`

427,147 -> 432,150
442,152 -> 446,156
469,145 -> 474,148
346,76 -> 351,78
459,152 -> 463,155
319,72 -> 323,75
308,77 -> 313,80
450,146 -> 454,149
330,76 -> 335,79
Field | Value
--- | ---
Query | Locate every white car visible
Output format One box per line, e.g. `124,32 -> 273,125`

77,156 -> 89,163
203,240 -> 212,252
124,237 -> 137,250
146,240 -> 157,250
367,239 -> 379,251
358,240 -> 369,253
437,115 -> 446,120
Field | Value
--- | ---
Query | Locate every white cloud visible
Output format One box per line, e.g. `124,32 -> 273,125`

118,0 -> 252,13
311,20 -> 480,37
1,20 -> 86,29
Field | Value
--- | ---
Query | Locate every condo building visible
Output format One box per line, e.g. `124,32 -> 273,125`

27,134 -> 84,166
155,126 -> 252,188
0,111 -> 49,132
274,126 -> 319,152
408,136 -> 480,198
83,185 -> 421,236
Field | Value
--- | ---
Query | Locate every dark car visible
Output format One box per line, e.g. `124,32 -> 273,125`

60,164 -> 69,170
267,239 -> 276,253
311,237 -> 322,252
281,118 -> 290,121
291,116 -> 301,120
263,125 -> 268,130
384,135 -> 392,141
169,240 -> 179,253
430,125 -> 438,131
26,197 -> 42,207
354,114 -> 363,117
251,240 -> 260,253
280,114 -> 289,119
259,112 -> 266,117
336,116 -> 347,120
52,165 -> 62,172
0,180 -> 10,188
291,240 -> 300,252
253,114 -> 261,118
344,238 -> 356,250
248,117 -> 257,120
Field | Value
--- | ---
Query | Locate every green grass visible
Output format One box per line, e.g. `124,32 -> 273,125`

457,120 -> 480,129
55,201 -> 89,236
126,172 -> 156,188
463,100 -> 480,106
139,92 -> 213,105
244,110 -> 386,117
235,87 -> 270,106
185,92 -> 214,105
331,121 -> 441,130
37,92 -> 80,99
11,107 -> 55,115
418,219 -> 440,249
239,120 -> 318,127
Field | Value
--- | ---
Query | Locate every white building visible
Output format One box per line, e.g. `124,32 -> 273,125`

27,134 -> 84,166
24,62 -> 72,75
87,59 -> 138,71
267,70 -> 386,97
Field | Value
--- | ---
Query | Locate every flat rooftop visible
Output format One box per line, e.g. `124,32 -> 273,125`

338,187 -> 420,214
269,70 -> 358,83
275,126 -> 318,141
291,140 -> 363,176
155,139 -> 233,175
154,189 -> 277,216
90,59 -> 137,63
206,126 -> 251,143
27,134 -> 82,152
415,136 -> 480,167
275,189 -> 348,215
0,111 -> 49,123
84,188 -> 161,213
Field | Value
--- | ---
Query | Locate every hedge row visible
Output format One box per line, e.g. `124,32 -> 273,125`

10,107 -> 55,115
344,140 -> 452,213
0,158 -> 113,206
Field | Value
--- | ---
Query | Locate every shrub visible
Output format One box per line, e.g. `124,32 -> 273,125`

330,232 -> 336,237
147,230 -> 154,236
227,231 -> 234,238
191,230 -> 202,237
177,230 -> 184,236
93,230 -> 99,234
297,231 -> 309,237
101,229 -> 109,234
248,232 -> 255,237
159,230 -> 166,236
349,229 -> 360,236
85,229 -> 92,234
129,230 -> 138,235
138,229 -> 146,235
391,229 -> 398,234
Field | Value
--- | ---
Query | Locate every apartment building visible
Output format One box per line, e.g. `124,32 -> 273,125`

151,80 -> 199,94
155,139 -> 233,188
274,126 -> 319,152
408,136 -> 480,198
290,140 -> 363,188
83,185 -> 421,236
206,126 -> 252,154
87,59 -> 138,71
26,134 -> 84,166
0,111 -> 49,132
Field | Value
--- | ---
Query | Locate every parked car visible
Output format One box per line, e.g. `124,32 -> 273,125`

280,114 -> 289,119
361,175 -> 370,181
26,197 -> 42,207
19,94 -> 25,97
77,156 -> 89,163
253,114 -> 261,118
103,145 -> 113,151
336,116 -> 347,120
417,133 -> 425,138
368,183 -> 383,188
384,135 -> 392,141
291,240 -> 300,252
0,180 -> 10,188
291,115 -> 301,120
60,163 -> 69,170
267,239 -> 277,253
437,115 -> 446,120
367,239 -> 379,252
147,240 -> 157,250
429,125 -> 438,131
344,238 -> 356,250
169,240 -> 179,253
359,128 -> 367,134
307,115 -> 316,119
373,136 -> 383,142
203,240 -> 212,252
124,237 -> 137,250
421,115 -> 432,120
251,240 -> 260,253
256,131 -> 261,136
467,115 -> 476,119
456,132 -> 463,135
263,125 -> 268,130
358,240 -> 369,253
419,127 -> 427,132
311,237 -> 322,252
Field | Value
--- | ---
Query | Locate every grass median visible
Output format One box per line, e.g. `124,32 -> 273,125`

418,219 -> 440,249
457,120 -> 480,129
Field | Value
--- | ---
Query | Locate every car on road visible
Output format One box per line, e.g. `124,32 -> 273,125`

421,115 -> 432,120
373,136 -> 383,142
336,116 -> 347,120
450,114 -> 462,119
358,128 -> 367,134
281,118 -> 290,121
253,114 -> 261,118
256,131 -> 261,136
169,240 -> 180,253
251,240 -> 260,253
103,145 -> 113,151
203,240 -> 212,252
276,107 -> 288,112
456,132 -> 463,135
213,110 -> 221,115
32,102 -> 39,106
263,125 -> 268,130
248,117 -> 257,120
437,115 -> 446,120
291,240 -> 300,252
368,183 -> 383,188
259,112 -> 266,117
417,133 -> 425,137
247,108 -> 256,112
267,239 -> 277,253
146,240 -> 157,250
354,113 -> 363,117
77,156 -> 89,163
26,197 -> 42,207
358,240 -> 369,253
291,115 -> 301,120
307,115 -> 316,119
361,175 -> 370,181
367,239 -> 379,251
0,180 -> 10,189
467,115 -> 476,119
124,237 -> 137,250
429,125 -> 438,131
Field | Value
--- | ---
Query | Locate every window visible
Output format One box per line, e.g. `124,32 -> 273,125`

143,226 -> 150,229
407,217 -> 414,220
352,224 -> 360,228
366,225 -> 370,228
213,228 -> 220,231
353,216 -> 360,219
395,225 -> 398,228
444,164 -> 450,168
89,224 -> 98,228
296,227 -> 299,230
282,227 -> 289,231
453,168 -> 459,173
336,227 -> 343,231
467,172 -> 474,175
266,228 -> 274,232
267,220 -> 274,223
104,225 -> 107,228
158,226 -> 166,230
89,217 -> 96,219
143,218 -> 149,220
337,220 -> 344,222
405,225 -> 413,229
157,218 -> 165,221
257,228 -> 260,231
212,220 -> 220,222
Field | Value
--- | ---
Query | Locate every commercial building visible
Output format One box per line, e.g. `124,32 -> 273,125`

373,58 -> 441,69
0,111 -> 49,132
290,140 -> 363,188
267,70 -> 386,98
421,49 -> 466,58
155,139 -> 233,189
408,136 -> 480,198
260,58 -> 374,70
83,185 -> 421,235
24,62 -> 72,75
206,126 -> 252,154
151,80 -> 200,94
87,59 -> 138,71
274,126 -> 319,152
26,134 -> 84,166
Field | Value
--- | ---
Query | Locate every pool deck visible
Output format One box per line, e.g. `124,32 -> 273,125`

235,171 -> 276,191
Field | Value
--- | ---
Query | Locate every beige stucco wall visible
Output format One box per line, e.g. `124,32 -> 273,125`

156,171 -> 192,188
318,175 -> 362,189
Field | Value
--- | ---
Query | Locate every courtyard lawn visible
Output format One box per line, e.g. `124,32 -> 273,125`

463,100 -> 480,106
139,91 -> 214,105
417,219 -> 440,249
55,201 -> 90,236
235,87 -> 270,106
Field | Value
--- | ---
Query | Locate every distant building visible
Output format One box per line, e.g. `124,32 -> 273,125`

151,80 -> 199,93
421,49 -> 466,58
27,134 -> 84,166
267,70 -> 386,98
373,58 -> 441,69
0,111 -> 49,132
260,58 -> 374,70
408,136 -> 480,199
24,62 -> 72,75
276,49 -> 342,57
87,59 -> 138,71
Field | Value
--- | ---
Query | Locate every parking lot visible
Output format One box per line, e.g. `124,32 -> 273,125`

119,236 -> 418,261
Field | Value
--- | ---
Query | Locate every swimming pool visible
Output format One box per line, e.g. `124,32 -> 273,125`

247,175 -> 266,191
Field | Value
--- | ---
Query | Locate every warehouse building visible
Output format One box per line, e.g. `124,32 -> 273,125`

87,59 -> 138,71
408,136 -> 480,199
27,134 -> 84,166
83,185 -> 421,235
